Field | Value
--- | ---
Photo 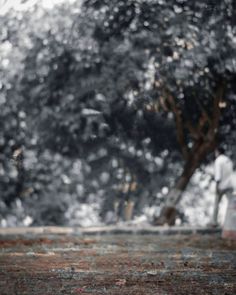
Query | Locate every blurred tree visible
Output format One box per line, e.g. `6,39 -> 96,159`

83,0 -> 236,224
0,0 -> 236,226
1,2 -> 167,224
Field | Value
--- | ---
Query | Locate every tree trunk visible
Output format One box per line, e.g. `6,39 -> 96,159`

153,82 -> 224,226
124,200 -> 135,221
153,140 -> 216,226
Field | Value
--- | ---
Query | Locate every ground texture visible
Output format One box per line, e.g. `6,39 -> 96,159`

0,227 -> 236,295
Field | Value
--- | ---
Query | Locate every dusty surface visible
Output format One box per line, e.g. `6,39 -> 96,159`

0,231 -> 236,295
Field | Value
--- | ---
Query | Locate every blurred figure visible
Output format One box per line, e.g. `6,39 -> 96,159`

211,147 -> 233,227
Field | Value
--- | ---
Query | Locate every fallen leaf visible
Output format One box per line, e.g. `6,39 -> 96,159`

74,287 -> 85,294
115,279 -> 126,286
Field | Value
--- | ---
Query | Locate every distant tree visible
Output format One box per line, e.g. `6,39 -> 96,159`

83,0 -> 236,224
1,0 -> 236,226
1,3 -> 168,224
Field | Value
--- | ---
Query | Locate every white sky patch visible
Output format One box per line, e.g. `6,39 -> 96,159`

0,0 -> 77,15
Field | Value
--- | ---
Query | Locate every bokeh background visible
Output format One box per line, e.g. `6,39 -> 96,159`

0,0 -> 236,227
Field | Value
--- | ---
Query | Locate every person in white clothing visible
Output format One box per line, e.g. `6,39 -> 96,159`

212,147 -> 233,226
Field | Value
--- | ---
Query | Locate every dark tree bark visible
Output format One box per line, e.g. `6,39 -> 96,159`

153,82 -> 225,225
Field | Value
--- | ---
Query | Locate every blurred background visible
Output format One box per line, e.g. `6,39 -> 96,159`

0,0 -> 236,228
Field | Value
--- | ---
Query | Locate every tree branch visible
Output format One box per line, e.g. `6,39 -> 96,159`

206,81 -> 226,141
164,91 -> 189,160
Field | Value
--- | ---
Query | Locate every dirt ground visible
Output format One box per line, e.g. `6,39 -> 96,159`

0,230 -> 236,295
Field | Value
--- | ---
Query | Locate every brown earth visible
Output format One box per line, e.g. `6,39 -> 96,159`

0,229 -> 236,295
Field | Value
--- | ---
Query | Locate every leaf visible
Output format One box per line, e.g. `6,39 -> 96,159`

115,278 -> 126,286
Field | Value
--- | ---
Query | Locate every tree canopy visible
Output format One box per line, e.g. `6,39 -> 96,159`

0,0 -> 235,226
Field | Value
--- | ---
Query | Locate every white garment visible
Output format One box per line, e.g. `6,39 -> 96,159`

215,154 -> 233,191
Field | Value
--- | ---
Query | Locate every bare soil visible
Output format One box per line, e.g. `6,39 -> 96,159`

0,230 -> 236,294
